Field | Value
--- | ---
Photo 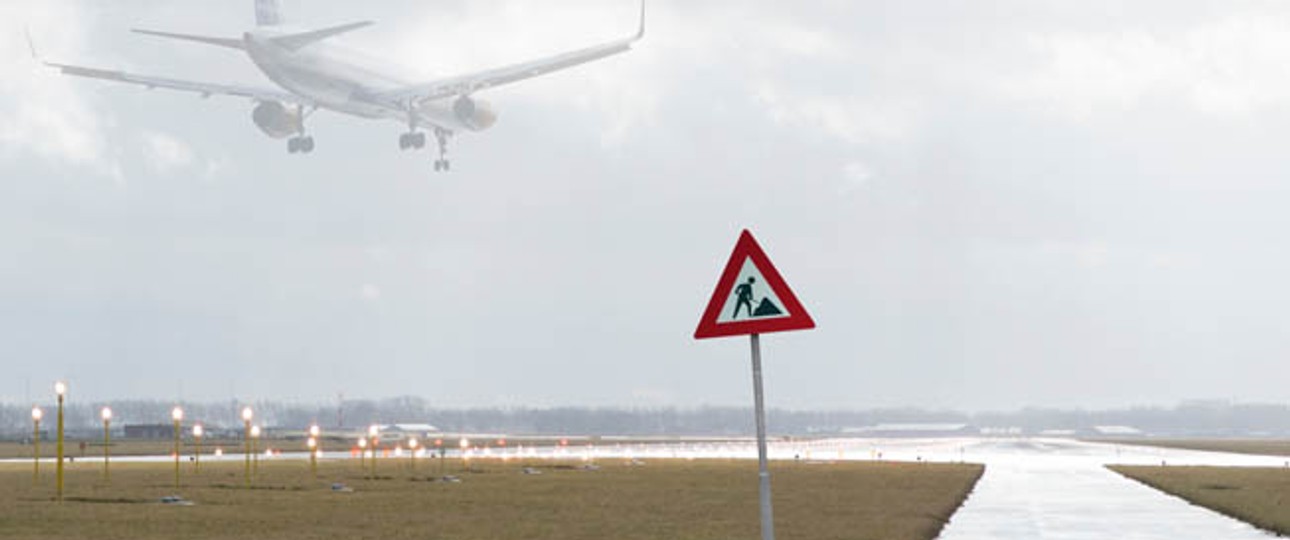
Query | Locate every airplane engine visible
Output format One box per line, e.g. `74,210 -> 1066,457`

252,101 -> 301,139
454,96 -> 498,131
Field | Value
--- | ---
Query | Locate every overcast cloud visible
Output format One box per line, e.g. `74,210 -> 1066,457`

4,0 -> 1290,411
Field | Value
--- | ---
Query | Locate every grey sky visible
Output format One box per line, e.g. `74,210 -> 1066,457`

4,0 -> 1290,411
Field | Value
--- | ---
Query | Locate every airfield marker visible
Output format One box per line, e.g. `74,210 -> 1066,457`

171,407 -> 184,490
358,437 -> 368,475
31,407 -> 42,485
408,437 -> 419,471
251,425 -> 262,479
368,425 -> 380,478
101,407 -> 112,483
309,424 -> 321,477
694,230 -> 816,540
307,437 -> 318,477
241,407 -> 254,487
192,424 -> 204,474
55,381 -> 66,503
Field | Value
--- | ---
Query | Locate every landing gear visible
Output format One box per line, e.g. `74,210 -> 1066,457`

398,132 -> 427,151
432,128 -> 452,172
287,104 -> 316,155
288,136 -> 315,154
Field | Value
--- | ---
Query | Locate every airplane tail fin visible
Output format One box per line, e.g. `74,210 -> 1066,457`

256,0 -> 285,26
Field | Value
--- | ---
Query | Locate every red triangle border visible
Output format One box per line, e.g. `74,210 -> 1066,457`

694,230 -> 816,339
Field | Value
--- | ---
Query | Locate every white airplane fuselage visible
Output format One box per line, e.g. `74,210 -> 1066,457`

243,28 -> 470,132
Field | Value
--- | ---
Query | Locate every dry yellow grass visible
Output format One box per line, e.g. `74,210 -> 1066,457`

1111,465 -> 1290,535
1,457 -> 983,540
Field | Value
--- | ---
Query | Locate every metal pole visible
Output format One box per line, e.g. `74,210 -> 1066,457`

33,419 -> 40,485
103,420 -> 110,483
244,420 -> 251,488
173,419 -> 181,490
195,435 -> 202,474
750,333 -> 775,540
56,394 -> 64,503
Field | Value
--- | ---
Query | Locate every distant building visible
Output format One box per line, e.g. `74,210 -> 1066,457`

1092,425 -> 1142,436
841,423 -> 973,437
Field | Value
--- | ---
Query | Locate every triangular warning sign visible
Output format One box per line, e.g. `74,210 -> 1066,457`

694,230 -> 815,339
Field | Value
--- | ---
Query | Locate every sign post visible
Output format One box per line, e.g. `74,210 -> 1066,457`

695,230 -> 815,540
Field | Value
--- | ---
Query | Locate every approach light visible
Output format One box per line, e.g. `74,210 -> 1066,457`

32,407 -> 43,421
101,407 -> 112,421
368,424 -> 379,437
358,438 -> 367,449
309,424 -> 320,438
172,407 -> 184,422
460,437 -> 470,449
307,437 -> 317,449
408,437 -> 419,449
251,425 -> 262,438
54,381 -> 66,396
242,407 -> 254,422
193,424 -> 204,438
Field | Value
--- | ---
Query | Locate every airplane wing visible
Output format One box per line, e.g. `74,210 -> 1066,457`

373,2 -> 644,107
44,61 -> 308,105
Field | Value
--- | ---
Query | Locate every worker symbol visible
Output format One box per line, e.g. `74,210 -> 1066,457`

732,276 -> 783,319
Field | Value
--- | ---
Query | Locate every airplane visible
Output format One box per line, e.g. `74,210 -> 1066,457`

31,0 -> 644,172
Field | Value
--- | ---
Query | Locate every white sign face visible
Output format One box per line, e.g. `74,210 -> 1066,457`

715,257 -> 793,324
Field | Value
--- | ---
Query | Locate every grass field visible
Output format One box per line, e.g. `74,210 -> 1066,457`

1,457 -> 983,540
1089,438 -> 1290,457
1111,465 -> 1290,535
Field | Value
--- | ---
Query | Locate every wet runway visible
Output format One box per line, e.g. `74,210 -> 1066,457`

937,439 -> 1280,540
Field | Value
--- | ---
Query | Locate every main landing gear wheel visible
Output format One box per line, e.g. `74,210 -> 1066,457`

288,136 -> 315,154
433,159 -> 451,172
398,132 -> 427,151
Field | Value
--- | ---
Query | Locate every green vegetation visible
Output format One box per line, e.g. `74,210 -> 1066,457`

1,457 -> 983,540
1111,465 -> 1290,535
1092,438 -> 1290,457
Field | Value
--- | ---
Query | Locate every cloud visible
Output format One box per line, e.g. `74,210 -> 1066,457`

0,0 -> 110,169
141,131 -> 195,175
999,14 -> 1290,120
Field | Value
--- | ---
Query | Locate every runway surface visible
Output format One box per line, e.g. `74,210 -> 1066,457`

934,438 -> 1279,540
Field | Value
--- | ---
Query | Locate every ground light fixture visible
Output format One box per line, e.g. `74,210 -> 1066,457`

192,424 -> 204,473
31,406 -> 42,484
307,437 -> 318,477
54,381 -> 66,502
408,437 -> 419,471
101,407 -> 113,482
250,425 -> 262,479
171,407 -> 184,489
241,407 -> 254,487
368,425 -> 380,477
357,437 -> 368,477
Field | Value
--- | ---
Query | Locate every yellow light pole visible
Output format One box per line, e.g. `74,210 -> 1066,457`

171,407 -> 184,490
100,407 -> 112,483
368,425 -> 380,478
308,424 -> 320,478
31,407 -> 42,485
251,425 -> 262,480
192,424 -> 204,474
241,407 -> 253,488
408,437 -> 419,472
357,438 -> 367,475
55,381 -> 66,503
459,437 -> 470,471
